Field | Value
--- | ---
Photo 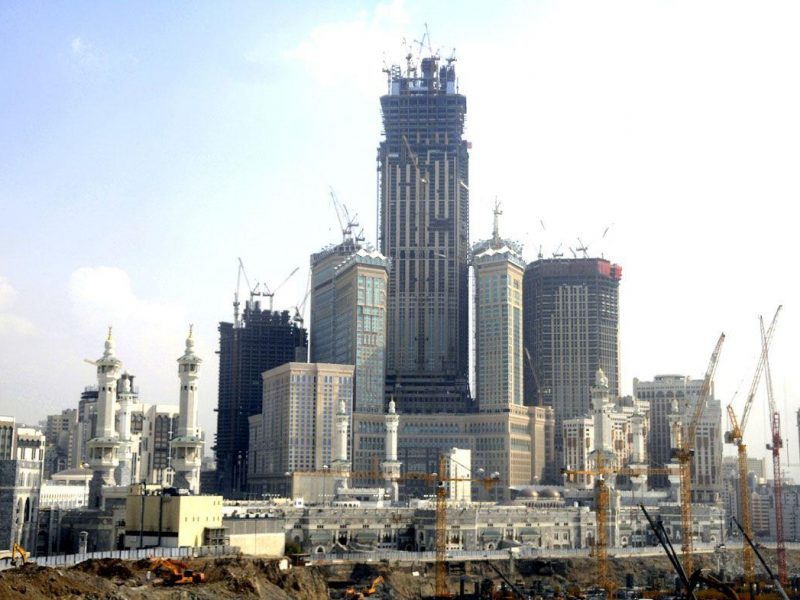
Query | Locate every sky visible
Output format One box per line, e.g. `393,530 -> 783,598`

1,1 -> 799,470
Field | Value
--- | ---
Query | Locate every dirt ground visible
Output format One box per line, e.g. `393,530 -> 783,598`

0,549 -> 798,600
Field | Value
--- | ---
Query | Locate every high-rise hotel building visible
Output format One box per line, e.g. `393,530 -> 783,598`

523,258 -> 622,466
471,207 -> 532,491
378,54 -> 470,412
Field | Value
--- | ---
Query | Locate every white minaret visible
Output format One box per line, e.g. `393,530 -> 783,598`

381,398 -> 401,503
590,368 -> 614,458
170,326 -> 204,494
331,398 -> 351,495
115,372 -> 138,486
628,411 -> 648,493
86,327 -> 122,507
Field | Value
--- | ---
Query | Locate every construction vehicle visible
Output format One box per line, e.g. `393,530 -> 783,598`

641,505 -> 738,600
724,307 -> 780,583
344,575 -> 385,599
670,333 -> 725,574
148,557 -> 206,586
759,316 -> 787,585
731,516 -> 789,600
10,543 -> 28,566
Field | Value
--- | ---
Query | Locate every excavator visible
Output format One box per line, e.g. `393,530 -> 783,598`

148,557 -> 206,586
344,575 -> 385,599
11,543 -> 28,566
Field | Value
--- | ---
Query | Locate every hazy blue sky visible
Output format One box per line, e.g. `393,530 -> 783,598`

2,1 -> 799,469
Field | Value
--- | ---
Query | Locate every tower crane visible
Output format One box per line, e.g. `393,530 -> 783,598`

399,455 -> 499,598
293,272 -> 312,326
257,267 -> 299,312
671,333 -> 725,575
724,306 -> 781,583
564,460 -> 676,596
329,187 -> 364,243
761,314 -> 787,585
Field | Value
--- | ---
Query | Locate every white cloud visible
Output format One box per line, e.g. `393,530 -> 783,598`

70,36 -> 86,55
285,0 -> 410,90
69,35 -> 105,70
67,267 -> 215,415
0,276 -> 36,336
68,266 -> 184,333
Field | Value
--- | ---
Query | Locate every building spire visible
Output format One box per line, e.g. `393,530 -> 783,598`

492,198 -> 503,248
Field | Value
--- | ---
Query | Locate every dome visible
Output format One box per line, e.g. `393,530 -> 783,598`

517,489 -> 539,498
539,489 -> 561,499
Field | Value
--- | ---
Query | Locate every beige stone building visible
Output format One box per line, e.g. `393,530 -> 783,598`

124,487 -> 223,548
248,362 -> 355,495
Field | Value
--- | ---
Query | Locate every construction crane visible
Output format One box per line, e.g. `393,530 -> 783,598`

642,505 -> 739,600
293,272 -> 312,326
732,516 -> 790,600
724,307 -> 781,583
399,455 -> 499,598
671,333 -> 725,575
564,460 -> 676,596
401,134 -> 428,184
233,258 -> 299,318
761,315 -> 787,585
329,187 -> 364,243
524,347 -> 549,406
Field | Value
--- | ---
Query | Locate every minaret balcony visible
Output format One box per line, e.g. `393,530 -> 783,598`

87,437 -> 120,469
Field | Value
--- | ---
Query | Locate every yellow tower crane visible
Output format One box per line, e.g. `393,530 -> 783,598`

724,307 -> 781,583
400,455 -> 499,598
564,461 -> 676,597
671,333 -> 725,575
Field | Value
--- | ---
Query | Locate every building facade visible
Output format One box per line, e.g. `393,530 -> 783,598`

0,416 -> 46,551
215,303 -> 308,497
522,258 -> 622,468
378,52 -> 471,413
473,205 -> 525,412
633,374 -> 723,502
247,362 -> 355,495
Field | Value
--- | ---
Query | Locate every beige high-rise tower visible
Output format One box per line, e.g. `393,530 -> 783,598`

471,203 -> 531,495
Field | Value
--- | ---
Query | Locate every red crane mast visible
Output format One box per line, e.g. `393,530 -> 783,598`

761,315 -> 787,585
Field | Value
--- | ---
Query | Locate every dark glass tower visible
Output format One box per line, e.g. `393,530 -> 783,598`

378,55 -> 470,413
522,258 -> 622,462
213,302 -> 307,497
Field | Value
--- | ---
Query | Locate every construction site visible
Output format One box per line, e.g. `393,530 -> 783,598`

2,546 -> 800,600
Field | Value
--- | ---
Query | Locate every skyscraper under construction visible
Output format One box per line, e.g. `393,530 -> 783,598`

378,53 -> 470,412
522,258 -> 622,465
214,301 -> 307,497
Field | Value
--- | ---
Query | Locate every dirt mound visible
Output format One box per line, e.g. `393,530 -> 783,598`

73,558 -> 138,581
0,562 -> 123,600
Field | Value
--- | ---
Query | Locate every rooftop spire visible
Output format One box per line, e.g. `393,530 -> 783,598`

492,198 -> 503,248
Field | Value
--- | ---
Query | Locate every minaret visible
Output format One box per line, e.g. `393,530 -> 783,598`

589,368 -> 616,491
87,327 -> 122,507
628,411 -> 648,493
115,372 -> 138,486
170,326 -> 204,494
331,399 -> 351,493
381,398 -> 401,502
590,368 -> 614,458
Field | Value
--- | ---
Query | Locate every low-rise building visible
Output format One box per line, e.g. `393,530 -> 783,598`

124,486 -> 224,548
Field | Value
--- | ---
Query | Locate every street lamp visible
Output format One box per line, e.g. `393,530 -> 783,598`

284,471 -> 292,499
